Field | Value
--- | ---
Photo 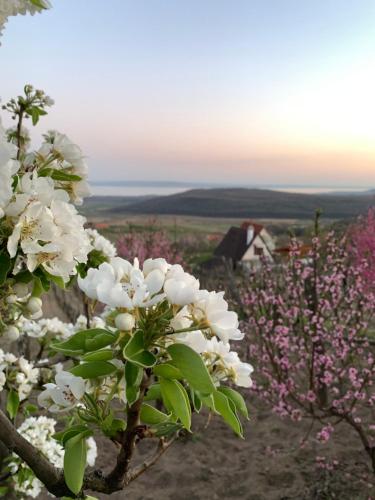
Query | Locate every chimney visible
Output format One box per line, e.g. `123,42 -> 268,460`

246,225 -> 254,245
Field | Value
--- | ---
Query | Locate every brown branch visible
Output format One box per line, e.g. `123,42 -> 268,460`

104,373 -> 151,490
126,436 -> 176,484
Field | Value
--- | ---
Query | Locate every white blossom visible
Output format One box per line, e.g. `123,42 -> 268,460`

16,357 -> 40,400
0,349 -> 39,400
86,227 -> 117,258
164,264 -> 199,306
0,119 -> 18,217
38,130 -> 90,204
9,416 -> 62,498
202,337 -> 253,388
78,257 -> 165,309
5,171 -> 68,217
143,257 -> 170,276
194,290 -> 244,343
86,436 -> 97,467
38,370 -> 86,412
7,194 -> 91,282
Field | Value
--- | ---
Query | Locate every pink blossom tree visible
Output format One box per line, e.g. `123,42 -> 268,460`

243,230 -> 375,473
349,207 -> 375,292
116,222 -> 185,267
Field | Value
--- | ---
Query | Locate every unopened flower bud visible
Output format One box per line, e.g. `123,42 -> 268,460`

26,297 -> 43,314
3,326 -> 20,342
14,282 -> 29,298
115,313 -> 135,331
6,294 -> 18,304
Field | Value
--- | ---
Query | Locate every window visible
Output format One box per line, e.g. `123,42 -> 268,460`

254,246 -> 264,256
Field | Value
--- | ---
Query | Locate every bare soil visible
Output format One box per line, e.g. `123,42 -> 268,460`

87,398 -> 374,500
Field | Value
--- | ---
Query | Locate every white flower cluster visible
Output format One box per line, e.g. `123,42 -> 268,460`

86,227 -> 117,259
0,122 -> 92,282
79,257 -> 253,388
0,349 -> 39,400
9,416 -> 96,498
18,313 -> 106,340
38,130 -> 90,205
0,119 -> 19,217
0,282 -> 44,341
0,0 -> 50,41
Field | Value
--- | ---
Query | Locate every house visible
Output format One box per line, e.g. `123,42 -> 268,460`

214,221 -> 275,269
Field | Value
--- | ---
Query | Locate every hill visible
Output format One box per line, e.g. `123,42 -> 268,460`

98,188 -> 375,219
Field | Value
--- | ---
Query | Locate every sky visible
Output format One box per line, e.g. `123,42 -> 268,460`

0,0 -> 375,187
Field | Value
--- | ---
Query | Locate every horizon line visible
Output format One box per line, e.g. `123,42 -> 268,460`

89,180 -> 373,190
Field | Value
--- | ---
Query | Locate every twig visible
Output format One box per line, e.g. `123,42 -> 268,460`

126,436 -> 176,484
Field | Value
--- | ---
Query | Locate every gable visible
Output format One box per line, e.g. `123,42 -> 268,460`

241,234 -> 274,261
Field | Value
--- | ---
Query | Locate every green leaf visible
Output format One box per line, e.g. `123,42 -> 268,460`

32,276 -> 45,297
31,107 -> 39,125
167,344 -> 215,396
0,252 -> 12,286
190,389 -> 202,413
70,361 -> 117,379
160,378 -> 191,430
30,0 -> 50,9
6,390 -> 19,419
125,361 -> 143,386
54,425 -> 89,444
15,270 -> 33,283
64,434 -> 87,495
144,383 -> 161,401
0,486 -> 9,497
38,167 -> 53,177
123,330 -> 156,368
51,169 -> 82,182
140,403 -> 170,425
202,394 -> 216,412
35,106 -> 47,115
153,363 -> 182,380
152,421 -> 183,438
102,418 -> 126,438
45,272 -> 65,289
52,328 -> 117,356
85,332 -> 118,352
82,350 -> 113,362
24,403 -> 38,416
218,387 -> 248,419
102,413 -> 126,437
125,361 -> 143,405
212,391 -> 243,438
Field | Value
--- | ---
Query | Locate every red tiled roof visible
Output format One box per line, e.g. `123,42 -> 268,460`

274,244 -> 312,257
240,221 -> 264,234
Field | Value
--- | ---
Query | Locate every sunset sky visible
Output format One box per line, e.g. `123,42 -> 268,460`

1,0 -> 374,187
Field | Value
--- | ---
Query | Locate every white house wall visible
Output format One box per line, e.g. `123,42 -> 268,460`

260,229 -> 276,251
241,234 -> 274,263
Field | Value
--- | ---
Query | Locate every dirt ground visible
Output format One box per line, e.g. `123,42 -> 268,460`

79,397 -> 374,500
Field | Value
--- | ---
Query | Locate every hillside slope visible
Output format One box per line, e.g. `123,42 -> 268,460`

106,188 -> 375,219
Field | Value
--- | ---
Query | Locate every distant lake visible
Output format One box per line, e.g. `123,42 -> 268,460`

90,183 -> 370,197
90,185 -> 190,197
